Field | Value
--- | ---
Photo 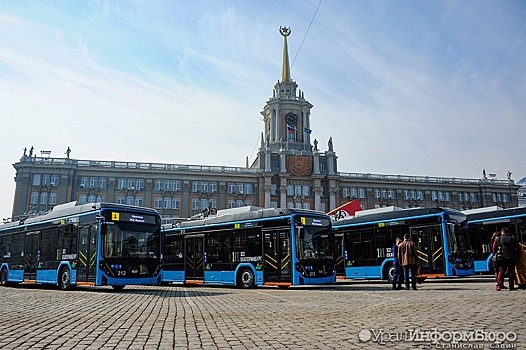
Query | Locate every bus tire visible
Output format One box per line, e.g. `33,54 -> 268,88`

112,285 -> 126,291
384,263 -> 394,284
238,268 -> 255,289
0,267 -> 7,286
59,267 -> 71,291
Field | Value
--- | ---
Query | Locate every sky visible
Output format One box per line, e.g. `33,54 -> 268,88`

0,0 -> 525,219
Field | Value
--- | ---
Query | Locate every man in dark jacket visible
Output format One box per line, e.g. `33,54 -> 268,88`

494,227 -> 520,291
391,237 -> 404,290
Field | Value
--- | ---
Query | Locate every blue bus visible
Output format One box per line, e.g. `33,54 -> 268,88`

464,206 -> 526,273
0,202 -> 161,290
332,207 -> 474,282
161,206 -> 335,288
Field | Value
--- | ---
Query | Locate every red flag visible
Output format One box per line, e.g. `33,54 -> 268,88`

327,199 -> 362,219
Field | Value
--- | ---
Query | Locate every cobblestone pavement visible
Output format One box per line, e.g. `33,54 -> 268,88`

0,276 -> 523,349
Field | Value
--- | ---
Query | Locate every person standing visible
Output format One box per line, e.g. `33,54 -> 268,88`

391,237 -> 404,290
398,233 -> 419,290
493,227 -> 520,291
490,231 -> 505,289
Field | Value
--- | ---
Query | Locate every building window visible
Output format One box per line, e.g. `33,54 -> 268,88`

118,178 -> 126,190
302,185 -> 310,197
40,192 -> 48,205
126,196 -> 134,206
237,183 -> 244,194
135,196 -> 143,207
98,177 -> 107,189
50,175 -> 60,186
192,181 -> 199,192
87,195 -> 95,203
174,180 -> 181,191
319,162 -> 325,172
374,189 -> 381,199
49,193 -> 57,205
209,182 -> 217,193
164,197 -> 171,209
90,177 -> 98,188
245,183 -> 253,195
171,198 -> 179,209
31,192 -> 39,204
271,184 -> 278,195
294,185 -> 302,196
287,185 -> 294,196
351,187 -> 357,198
201,182 -> 208,193
127,179 -> 136,190
388,189 -> 396,199
33,174 -> 41,186
469,193 -> 477,203
357,188 -> 365,199
303,203 -> 310,210
192,199 -> 200,210
42,174 -> 50,186
136,179 -> 144,190
154,197 -> 163,209
79,195 -> 88,204
97,195 -> 105,203
236,200 -> 244,207
227,183 -> 236,194
417,190 -> 423,200
209,199 -> 217,208
342,187 -> 350,198
155,180 -> 162,191
117,196 -> 125,205
80,177 -> 89,188
228,200 -> 235,209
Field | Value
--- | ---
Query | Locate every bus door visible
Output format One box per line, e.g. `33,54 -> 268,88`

185,235 -> 204,281
78,225 -> 98,283
24,231 -> 40,281
263,229 -> 291,283
410,225 -> 444,275
333,233 -> 345,277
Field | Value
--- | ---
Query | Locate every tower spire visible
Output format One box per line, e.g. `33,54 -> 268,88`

280,26 -> 291,83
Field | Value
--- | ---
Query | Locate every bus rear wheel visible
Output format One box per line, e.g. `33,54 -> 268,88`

59,267 -> 71,291
0,267 -> 7,286
238,268 -> 255,289
385,264 -> 395,284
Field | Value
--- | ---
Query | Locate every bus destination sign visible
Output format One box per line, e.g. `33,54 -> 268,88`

108,212 -> 157,225
300,217 -> 330,227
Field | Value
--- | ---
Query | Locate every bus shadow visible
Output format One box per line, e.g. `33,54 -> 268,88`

74,285 -> 233,297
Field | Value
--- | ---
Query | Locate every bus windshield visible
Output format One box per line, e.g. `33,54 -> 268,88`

296,226 -> 333,260
447,222 -> 469,254
103,222 -> 159,259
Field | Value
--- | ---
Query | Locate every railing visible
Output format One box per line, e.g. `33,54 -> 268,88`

338,172 -> 515,186
19,156 -> 258,174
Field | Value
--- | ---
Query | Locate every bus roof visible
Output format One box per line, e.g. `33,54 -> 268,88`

332,207 -> 465,227
173,207 -> 329,229
0,201 -> 159,231
464,206 -> 526,222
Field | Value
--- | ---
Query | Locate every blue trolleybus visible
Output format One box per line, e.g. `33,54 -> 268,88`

0,201 -> 161,290
464,206 -> 526,273
332,207 -> 474,282
161,206 -> 335,288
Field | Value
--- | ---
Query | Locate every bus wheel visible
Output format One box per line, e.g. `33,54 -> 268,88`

385,264 -> 395,284
112,285 -> 126,291
0,267 -> 7,286
59,267 -> 71,291
238,268 -> 255,289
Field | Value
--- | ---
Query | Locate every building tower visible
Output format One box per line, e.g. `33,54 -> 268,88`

252,27 -> 338,211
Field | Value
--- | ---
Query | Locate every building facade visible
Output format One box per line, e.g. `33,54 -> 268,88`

10,27 -> 519,220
